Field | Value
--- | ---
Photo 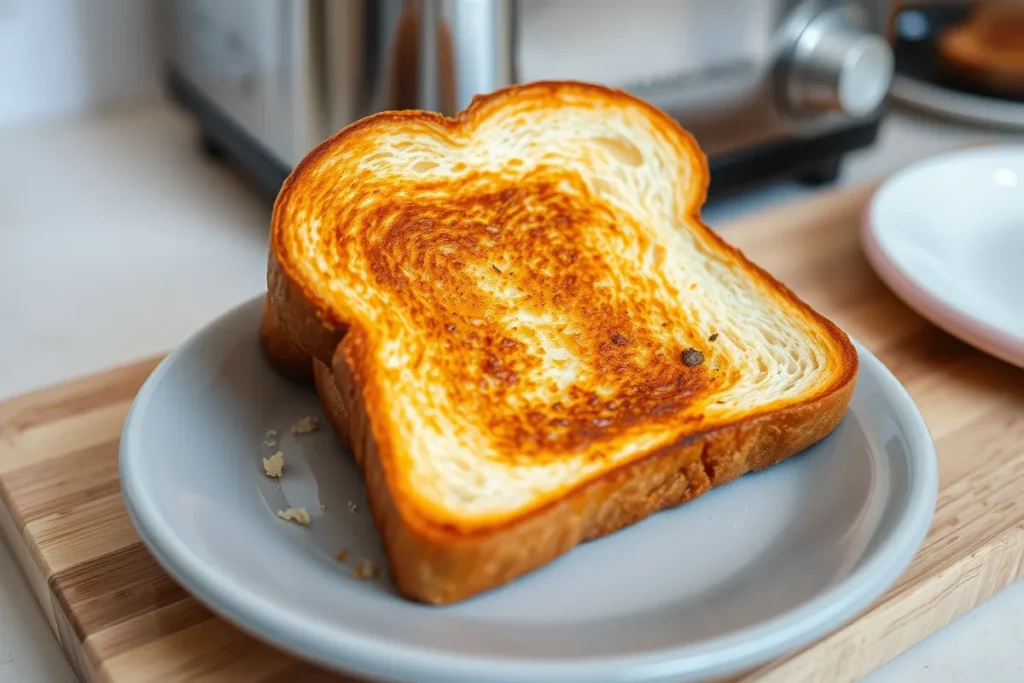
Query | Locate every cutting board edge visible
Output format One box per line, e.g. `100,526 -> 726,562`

0,354 -> 165,418
0,485 -> 57,633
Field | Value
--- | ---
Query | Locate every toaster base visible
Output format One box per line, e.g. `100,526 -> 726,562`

167,67 -> 882,205
706,118 -> 881,198
167,68 -> 291,204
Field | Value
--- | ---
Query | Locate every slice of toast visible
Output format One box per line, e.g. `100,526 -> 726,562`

269,81 -> 858,604
259,294 -> 315,385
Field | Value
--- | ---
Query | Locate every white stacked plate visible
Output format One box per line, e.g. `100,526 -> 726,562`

863,145 -> 1024,369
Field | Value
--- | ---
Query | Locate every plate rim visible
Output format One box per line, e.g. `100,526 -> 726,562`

890,74 -> 1024,132
861,145 -> 1024,370
120,295 -> 938,683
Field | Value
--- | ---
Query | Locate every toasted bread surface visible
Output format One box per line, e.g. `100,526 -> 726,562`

270,81 -> 857,603
259,294 -> 315,385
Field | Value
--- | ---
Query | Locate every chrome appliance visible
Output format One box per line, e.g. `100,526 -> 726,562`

165,0 -> 895,199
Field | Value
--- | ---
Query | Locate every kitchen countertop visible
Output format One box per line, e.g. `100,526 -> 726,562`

0,99 -> 1021,683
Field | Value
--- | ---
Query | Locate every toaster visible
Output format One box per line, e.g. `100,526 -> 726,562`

165,0 -> 895,199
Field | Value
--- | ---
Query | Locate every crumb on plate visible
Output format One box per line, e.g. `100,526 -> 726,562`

291,416 -> 319,435
336,550 -> 348,562
277,507 -> 311,526
262,451 -> 285,478
351,559 -> 377,579
263,429 -> 278,448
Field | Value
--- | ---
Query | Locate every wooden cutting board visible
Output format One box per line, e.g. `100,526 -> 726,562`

2,182 -> 1023,683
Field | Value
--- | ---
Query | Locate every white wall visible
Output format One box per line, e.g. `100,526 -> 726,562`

0,0 -> 163,129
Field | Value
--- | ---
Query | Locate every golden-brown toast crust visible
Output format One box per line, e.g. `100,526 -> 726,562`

267,253 -> 345,366
258,294 -> 314,385
312,359 -> 354,457
270,81 -> 859,603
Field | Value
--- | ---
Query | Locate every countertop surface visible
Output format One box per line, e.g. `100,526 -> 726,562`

0,99 -> 1022,682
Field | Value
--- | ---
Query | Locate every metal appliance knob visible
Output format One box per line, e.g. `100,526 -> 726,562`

784,7 -> 894,117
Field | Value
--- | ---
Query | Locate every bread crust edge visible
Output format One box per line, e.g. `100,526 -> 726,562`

312,358 -> 355,457
258,294 -> 317,385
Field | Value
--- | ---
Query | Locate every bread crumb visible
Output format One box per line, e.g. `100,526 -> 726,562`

277,508 -> 311,526
262,451 -> 285,478
263,429 -> 278,448
320,503 -> 326,511
336,550 -> 348,562
291,416 -> 319,434
352,559 -> 377,579
347,500 -> 358,513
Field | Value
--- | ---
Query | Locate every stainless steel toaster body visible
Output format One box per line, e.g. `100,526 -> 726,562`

167,0 -> 894,178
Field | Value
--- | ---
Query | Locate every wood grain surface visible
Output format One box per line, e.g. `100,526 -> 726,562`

2,182 -> 1023,682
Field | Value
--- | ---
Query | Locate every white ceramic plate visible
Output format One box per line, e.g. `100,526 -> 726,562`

864,146 -> 1024,369
120,296 -> 937,683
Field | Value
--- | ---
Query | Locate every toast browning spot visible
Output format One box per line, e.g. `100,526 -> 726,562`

681,348 -> 705,366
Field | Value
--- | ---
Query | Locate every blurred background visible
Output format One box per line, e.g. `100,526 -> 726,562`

2,0 -> 1023,395
1,1 -> 1023,681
